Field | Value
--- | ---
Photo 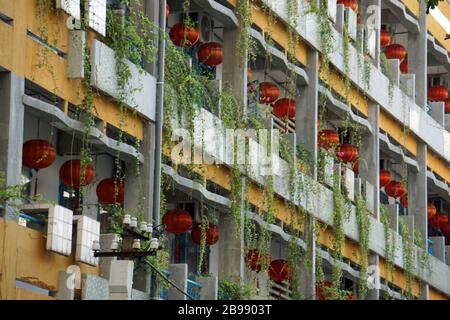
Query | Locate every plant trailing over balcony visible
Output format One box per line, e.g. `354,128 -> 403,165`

355,194 -> 371,298
399,218 -> 414,299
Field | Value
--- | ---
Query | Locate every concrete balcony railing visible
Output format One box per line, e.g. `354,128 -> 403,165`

261,0 -> 450,163
170,104 -> 450,296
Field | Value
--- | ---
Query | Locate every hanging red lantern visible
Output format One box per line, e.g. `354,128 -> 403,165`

246,250 -> 269,273
400,194 -> 408,208
259,82 -> 280,104
198,42 -> 223,67
441,223 -> 450,237
445,99 -> 450,114
59,160 -> 94,189
318,129 -> 340,150
384,44 -> 407,62
166,4 -> 169,18
380,170 -> 392,188
268,259 -> 290,283
23,139 -> 56,170
400,59 -> 408,74
96,178 -> 124,205
336,144 -> 359,164
162,209 -> 193,235
436,213 -> 449,230
169,23 -> 199,47
384,181 -> 406,199
380,29 -> 391,49
428,203 -> 437,223
191,223 -> 220,246
336,0 -> 358,12
273,98 -> 296,119
428,85 -> 448,102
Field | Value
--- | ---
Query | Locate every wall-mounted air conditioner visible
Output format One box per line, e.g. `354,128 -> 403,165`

56,0 -> 81,21
75,215 -> 100,266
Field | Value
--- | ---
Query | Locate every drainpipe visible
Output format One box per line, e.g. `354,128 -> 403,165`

150,0 -> 166,299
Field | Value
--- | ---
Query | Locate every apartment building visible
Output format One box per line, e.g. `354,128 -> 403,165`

0,0 -> 449,300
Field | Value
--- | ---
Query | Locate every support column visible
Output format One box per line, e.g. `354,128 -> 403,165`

296,48 -> 318,300
360,101 -> 380,300
0,72 -> 25,221
219,26 -> 247,281
408,1 -> 428,109
409,141 -> 428,299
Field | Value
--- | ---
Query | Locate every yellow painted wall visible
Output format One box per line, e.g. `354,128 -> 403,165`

0,0 -> 144,139
429,287 -> 449,300
0,219 -> 98,300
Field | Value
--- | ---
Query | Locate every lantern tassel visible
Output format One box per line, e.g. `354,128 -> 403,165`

33,170 -> 39,198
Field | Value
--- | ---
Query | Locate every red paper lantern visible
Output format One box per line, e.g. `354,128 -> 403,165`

273,98 -> 296,119
336,144 -> 359,164
380,170 -> 392,188
59,160 -> 94,189
169,23 -> 199,47
259,82 -> 280,104
96,178 -> 124,205
162,209 -> 193,235
191,223 -> 220,246
400,194 -> 408,208
380,29 -> 391,49
166,4 -> 169,18
268,259 -> 290,283
441,223 -> 450,237
337,0 -> 358,12
445,99 -> 450,114
436,213 -> 449,230
400,59 -> 408,74
23,139 -> 56,170
198,42 -> 223,67
384,44 -> 407,62
384,181 -> 406,199
428,203 -> 437,222
428,85 -> 448,102
246,250 -> 269,273
318,129 -> 340,150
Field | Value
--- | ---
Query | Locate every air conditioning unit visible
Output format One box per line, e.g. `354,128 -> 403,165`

198,14 -> 214,43
56,0 -> 81,21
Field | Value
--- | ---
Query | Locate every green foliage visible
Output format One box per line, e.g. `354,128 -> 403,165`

381,205 -> 396,284
0,171 -> 24,210
355,195 -> 371,298
399,219 -> 414,299
218,277 -> 255,300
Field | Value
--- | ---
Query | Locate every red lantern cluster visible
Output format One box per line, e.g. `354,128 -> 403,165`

191,223 -> 220,246
198,42 -> 223,67
259,82 -> 280,104
318,129 -> 340,150
268,259 -> 290,283
96,178 -> 124,205
400,194 -> 408,209
162,209 -> 193,235
59,160 -> 95,189
246,249 -> 269,273
337,0 -> 358,12
380,29 -> 391,49
384,44 -> 407,62
384,181 -> 406,199
441,223 -> 450,237
336,144 -> 358,164
428,85 -> 448,102
445,99 -> 450,114
400,59 -> 408,74
23,139 -> 56,170
428,203 -> 437,223
380,170 -> 392,188
273,98 -> 296,119
169,23 -> 199,47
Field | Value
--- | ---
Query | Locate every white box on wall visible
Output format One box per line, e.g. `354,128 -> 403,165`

75,215 -> 100,266
109,260 -> 134,297
47,205 -> 73,256
85,0 -> 107,36
56,0 -> 81,21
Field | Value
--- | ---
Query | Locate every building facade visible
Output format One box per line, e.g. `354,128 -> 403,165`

0,0 -> 450,300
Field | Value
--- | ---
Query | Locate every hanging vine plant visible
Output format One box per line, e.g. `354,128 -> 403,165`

355,194 -> 371,298
399,218 -> 414,299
